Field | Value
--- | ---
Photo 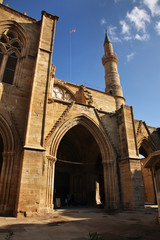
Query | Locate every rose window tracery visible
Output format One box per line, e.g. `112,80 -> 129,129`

52,85 -> 74,102
0,29 -> 23,84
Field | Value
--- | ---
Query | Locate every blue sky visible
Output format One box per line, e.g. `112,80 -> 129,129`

3,0 -> 160,127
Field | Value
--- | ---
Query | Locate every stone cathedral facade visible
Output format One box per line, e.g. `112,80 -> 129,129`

0,4 -> 160,217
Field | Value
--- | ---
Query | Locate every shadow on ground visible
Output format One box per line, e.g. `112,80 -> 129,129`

0,207 -> 160,240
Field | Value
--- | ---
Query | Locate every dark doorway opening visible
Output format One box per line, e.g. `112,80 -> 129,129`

54,124 -> 104,208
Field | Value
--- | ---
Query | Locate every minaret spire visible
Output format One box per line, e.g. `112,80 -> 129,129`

102,31 -> 125,109
104,29 -> 111,44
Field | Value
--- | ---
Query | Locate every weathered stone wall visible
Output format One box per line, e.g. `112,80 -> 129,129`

17,11 -> 58,215
0,4 -> 40,142
141,158 -> 156,203
117,105 -> 144,208
0,5 -> 40,216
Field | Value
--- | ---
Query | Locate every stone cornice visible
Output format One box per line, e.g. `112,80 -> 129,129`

41,11 -> 59,21
0,4 -> 37,22
120,157 -> 141,161
24,145 -> 45,151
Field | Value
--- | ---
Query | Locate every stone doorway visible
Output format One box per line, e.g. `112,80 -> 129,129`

54,124 -> 104,208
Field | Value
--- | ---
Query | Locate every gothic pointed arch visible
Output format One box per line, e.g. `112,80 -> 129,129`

136,121 -> 157,156
0,113 -> 15,152
49,114 -> 113,161
45,114 -> 119,210
139,137 -> 156,158
0,113 -> 16,216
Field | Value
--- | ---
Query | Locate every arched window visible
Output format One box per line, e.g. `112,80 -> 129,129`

0,29 -> 23,85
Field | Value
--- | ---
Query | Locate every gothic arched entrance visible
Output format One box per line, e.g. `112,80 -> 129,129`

47,115 -> 119,211
54,124 -> 104,207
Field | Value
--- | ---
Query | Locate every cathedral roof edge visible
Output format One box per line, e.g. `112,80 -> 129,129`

0,3 -> 37,22
41,11 -> 59,21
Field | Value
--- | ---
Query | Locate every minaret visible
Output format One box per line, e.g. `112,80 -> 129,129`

102,31 -> 125,109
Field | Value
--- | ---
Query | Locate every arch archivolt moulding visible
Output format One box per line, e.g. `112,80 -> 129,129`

136,122 -> 156,152
137,136 -> 147,149
0,113 -> 17,214
46,113 -> 114,165
0,108 -> 22,151
137,135 -> 156,156
0,113 -> 15,152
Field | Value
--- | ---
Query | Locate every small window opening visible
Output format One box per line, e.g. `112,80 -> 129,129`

109,90 -> 113,95
7,31 -> 15,39
11,41 -> 21,52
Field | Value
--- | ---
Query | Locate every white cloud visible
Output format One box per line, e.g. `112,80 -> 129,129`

108,25 -> 121,42
100,18 -> 107,25
143,0 -> 160,16
155,21 -> 160,35
135,33 -> 150,40
112,1 -> 160,42
124,35 -> 132,41
120,20 -> 130,34
127,6 -> 150,33
108,26 -> 117,35
127,52 -> 136,62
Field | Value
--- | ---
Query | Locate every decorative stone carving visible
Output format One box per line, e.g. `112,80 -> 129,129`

80,84 -> 93,105
52,84 -> 74,102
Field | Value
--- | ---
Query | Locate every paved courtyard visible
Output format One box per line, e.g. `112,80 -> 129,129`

0,207 -> 160,240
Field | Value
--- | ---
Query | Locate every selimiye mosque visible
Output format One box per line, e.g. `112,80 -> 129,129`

0,3 -> 160,218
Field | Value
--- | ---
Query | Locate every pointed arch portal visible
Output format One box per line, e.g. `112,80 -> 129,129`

54,124 -> 104,206
48,115 -> 119,210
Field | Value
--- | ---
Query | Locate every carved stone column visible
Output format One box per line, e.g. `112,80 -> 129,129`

45,155 -> 57,212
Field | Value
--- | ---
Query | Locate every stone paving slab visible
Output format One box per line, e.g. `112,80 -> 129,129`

0,208 -> 160,240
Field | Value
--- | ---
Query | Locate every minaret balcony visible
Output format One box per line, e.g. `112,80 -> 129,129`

102,54 -> 118,65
